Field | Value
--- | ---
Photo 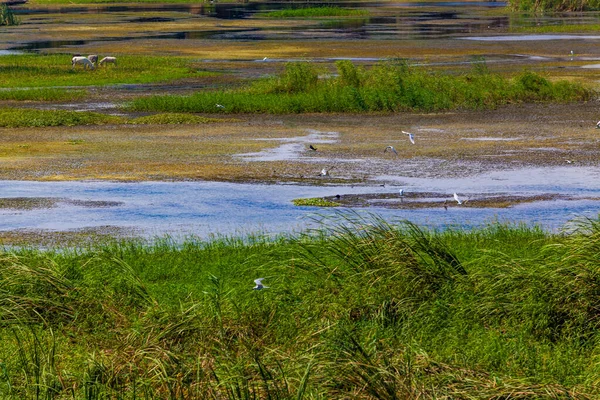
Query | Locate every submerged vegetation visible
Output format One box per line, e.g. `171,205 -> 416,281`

262,6 -> 369,18
1,214 -> 600,398
130,60 -> 592,114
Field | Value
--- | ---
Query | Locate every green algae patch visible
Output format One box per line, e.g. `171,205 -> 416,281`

293,197 -> 341,207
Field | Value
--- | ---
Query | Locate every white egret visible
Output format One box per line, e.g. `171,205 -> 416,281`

253,278 -> 269,290
399,189 -> 404,196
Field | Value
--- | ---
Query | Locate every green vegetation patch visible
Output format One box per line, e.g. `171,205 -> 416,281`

0,88 -> 87,102
1,215 -> 600,397
128,112 -> 231,125
0,109 -> 239,127
508,0 -> 600,11
0,54 -> 203,89
510,23 -> 600,33
129,60 -> 592,114
292,197 -> 341,207
0,4 -> 18,26
262,6 -> 369,18
0,108 -> 122,127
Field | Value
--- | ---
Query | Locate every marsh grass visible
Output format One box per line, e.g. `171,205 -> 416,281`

261,6 -> 369,18
0,54 -> 203,89
130,60 -> 593,114
1,213 -> 600,398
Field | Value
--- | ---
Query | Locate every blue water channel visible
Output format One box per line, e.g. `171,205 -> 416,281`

1,169 -> 599,239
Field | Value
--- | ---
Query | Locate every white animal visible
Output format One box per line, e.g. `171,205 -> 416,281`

596,120 -> 600,129
98,56 -> 117,66
319,168 -> 329,176
384,145 -> 398,155
253,278 -> 268,290
402,131 -> 415,144
263,57 -> 268,61
216,104 -> 225,109
87,54 -> 98,65
453,193 -> 463,205
71,56 -> 95,70
399,189 -> 404,196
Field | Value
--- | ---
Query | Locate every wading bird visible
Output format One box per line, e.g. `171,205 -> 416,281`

253,278 -> 269,290
453,193 -> 463,205
402,131 -> 415,144
216,104 -> 225,109
384,146 -> 398,155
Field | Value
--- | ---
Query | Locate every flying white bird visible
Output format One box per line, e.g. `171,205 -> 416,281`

253,278 -> 269,290
263,57 -> 268,61
384,145 -> 398,155
402,131 -> 415,144
453,193 -> 463,205
216,104 -> 225,109
319,168 -> 329,176
596,120 -> 600,129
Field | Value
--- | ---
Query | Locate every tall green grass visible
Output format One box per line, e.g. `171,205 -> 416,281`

129,60 -> 593,114
0,88 -> 86,102
1,214 -> 600,398
0,4 -> 18,26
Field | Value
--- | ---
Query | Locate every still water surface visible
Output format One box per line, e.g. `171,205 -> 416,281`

1,169 -> 599,239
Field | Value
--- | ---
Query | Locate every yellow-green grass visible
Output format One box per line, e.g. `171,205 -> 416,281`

292,197 -> 341,207
1,216 -> 600,398
510,23 -> 600,33
0,54 -> 210,88
0,88 -> 87,102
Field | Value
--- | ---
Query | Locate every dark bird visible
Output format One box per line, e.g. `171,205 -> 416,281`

309,145 -> 317,151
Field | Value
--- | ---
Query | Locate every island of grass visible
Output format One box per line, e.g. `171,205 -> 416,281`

129,60 -> 592,114
292,197 -> 341,207
1,215 -> 600,398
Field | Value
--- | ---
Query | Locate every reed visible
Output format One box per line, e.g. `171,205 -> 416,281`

1,214 -> 599,398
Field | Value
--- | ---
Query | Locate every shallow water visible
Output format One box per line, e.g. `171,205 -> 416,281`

0,171 -> 599,239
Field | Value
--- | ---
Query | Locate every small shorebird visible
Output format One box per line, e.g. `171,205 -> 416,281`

253,278 -> 269,290
216,104 -> 225,109
384,146 -> 398,155
402,131 -> 415,144
453,193 -> 463,205
319,168 -> 329,176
